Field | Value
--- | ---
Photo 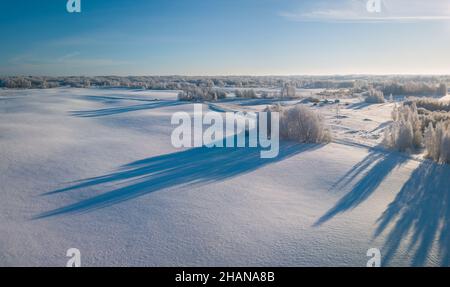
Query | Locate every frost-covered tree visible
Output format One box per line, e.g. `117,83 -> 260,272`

438,83 -> 448,97
424,123 -> 438,161
383,121 -> 414,152
384,103 -> 422,151
424,122 -> 450,163
281,84 -> 296,98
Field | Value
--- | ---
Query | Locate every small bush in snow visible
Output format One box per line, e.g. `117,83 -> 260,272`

364,89 -> 385,104
266,104 -> 331,143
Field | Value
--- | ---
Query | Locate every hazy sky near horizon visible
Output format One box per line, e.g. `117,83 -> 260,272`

1,0 -> 450,76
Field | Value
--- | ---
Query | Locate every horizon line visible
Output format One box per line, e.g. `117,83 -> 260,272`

3,73 -> 450,78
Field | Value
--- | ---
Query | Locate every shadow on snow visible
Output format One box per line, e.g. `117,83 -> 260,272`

71,100 -> 184,117
375,162 -> 450,266
314,150 -> 408,226
316,146 -> 450,266
36,138 -> 321,218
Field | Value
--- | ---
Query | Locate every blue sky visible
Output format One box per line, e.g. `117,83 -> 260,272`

1,0 -> 450,76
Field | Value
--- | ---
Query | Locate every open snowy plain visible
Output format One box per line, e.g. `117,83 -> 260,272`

1,88 -> 449,266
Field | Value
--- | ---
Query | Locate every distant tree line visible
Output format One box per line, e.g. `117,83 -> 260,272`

380,82 -> 447,97
1,76 -> 449,101
177,85 -> 227,101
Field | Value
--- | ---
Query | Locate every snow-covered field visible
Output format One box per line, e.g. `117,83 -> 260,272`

1,88 -> 449,266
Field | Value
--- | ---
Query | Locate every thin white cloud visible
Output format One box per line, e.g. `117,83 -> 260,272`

10,53 -> 131,66
5,53 -> 133,76
47,34 -> 188,48
57,52 -> 81,62
281,0 -> 450,23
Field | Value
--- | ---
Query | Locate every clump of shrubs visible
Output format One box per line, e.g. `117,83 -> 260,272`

384,100 -> 450,163
363,89 -> 385,104
265,104 -> 331,143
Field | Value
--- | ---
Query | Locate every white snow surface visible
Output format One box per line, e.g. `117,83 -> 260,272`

1,88 -> 449,266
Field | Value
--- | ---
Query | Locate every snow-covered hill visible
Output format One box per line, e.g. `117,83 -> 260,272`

1,88 -> 449,266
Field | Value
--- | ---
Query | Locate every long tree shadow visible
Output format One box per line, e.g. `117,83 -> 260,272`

82,95 -> 162,104
36,138 -> 321,219
71,100 -> 185,117
232,98 -> 292,107
374,162 -> 450,266
314,150 -> 408,226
